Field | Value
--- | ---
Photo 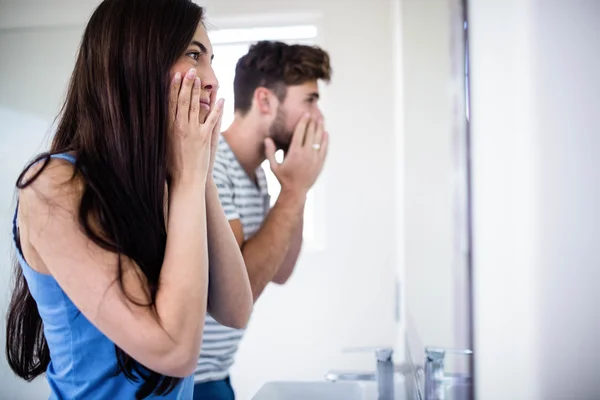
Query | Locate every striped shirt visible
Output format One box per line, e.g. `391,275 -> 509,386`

194,136 -> 270,383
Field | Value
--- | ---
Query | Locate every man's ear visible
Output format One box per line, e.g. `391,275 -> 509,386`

254,87 -> 277,115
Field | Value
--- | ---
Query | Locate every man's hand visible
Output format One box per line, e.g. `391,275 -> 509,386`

264,114 -> 329,195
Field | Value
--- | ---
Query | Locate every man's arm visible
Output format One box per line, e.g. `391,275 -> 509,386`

228,113 -> 328,302
229,188 -> 306,302
272,209 -> 303,284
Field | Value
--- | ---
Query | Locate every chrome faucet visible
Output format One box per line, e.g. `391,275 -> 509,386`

424,347 -> 473,400
375,348 -> 395,400
325,347 -> 396,400
324,346 -> 473,400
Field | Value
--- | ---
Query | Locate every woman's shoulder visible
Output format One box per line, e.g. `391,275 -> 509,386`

18,154 -> 84,214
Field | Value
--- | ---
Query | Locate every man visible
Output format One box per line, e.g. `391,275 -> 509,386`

192,40 -> 332,399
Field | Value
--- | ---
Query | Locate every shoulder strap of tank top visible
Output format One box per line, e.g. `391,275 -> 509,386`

13,152 -> 77,230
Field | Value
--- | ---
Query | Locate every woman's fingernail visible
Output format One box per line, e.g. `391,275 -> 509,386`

186,69 -> 196,79
174,72 -> 181,82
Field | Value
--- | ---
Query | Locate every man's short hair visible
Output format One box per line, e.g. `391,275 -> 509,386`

233,41 -> 332,114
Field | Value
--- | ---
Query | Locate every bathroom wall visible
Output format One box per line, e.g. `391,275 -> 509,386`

469,0 -> 600,398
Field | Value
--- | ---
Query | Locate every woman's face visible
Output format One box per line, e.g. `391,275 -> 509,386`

170,23 -> 218,123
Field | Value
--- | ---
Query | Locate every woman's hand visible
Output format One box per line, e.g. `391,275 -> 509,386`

169,68 -> 224,189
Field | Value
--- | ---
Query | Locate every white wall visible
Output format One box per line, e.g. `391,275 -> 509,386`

470,0 -> 600,399
0,0 -> 399,399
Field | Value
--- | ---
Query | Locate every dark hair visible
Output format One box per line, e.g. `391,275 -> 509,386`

233,40 -> 332,114
5,0 -> 204,398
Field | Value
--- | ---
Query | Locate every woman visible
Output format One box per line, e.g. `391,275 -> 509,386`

4,0 -> 253,398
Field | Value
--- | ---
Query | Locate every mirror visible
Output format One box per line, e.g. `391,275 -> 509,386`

398,0 -> 472,398
0,0 -> 472,399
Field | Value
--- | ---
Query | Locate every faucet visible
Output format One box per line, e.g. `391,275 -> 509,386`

423,347 -> 473,400
325,347 -> 396,400
325,346 -> 473,400
375,348 -> 395,400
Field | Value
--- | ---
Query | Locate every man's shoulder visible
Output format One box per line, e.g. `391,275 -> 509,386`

214,136 -> 236,169
215,136 -> 247,185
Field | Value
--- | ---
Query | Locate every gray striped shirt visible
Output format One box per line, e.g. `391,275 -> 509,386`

194,136 -> 270,383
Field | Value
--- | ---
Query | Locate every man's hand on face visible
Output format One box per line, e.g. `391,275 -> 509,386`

264,113 -> 329,197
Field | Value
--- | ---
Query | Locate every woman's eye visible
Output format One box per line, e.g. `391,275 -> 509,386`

187,51 -> 201,60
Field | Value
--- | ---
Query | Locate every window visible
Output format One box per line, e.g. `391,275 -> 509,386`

209,25 -> 324,250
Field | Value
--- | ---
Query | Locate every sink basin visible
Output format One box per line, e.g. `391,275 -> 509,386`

251,381 -> 364,400
251,379 -> 406,400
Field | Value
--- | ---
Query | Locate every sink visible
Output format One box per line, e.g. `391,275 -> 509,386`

251,381 -> 364,400
251,379 -> 406,400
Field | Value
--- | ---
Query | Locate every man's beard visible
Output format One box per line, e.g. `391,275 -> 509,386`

268,106 -> 293,153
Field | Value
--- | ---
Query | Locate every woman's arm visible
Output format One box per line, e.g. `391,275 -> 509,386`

205,177 -> 253,328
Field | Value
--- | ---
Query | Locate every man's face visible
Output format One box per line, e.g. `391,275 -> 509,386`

268,81 -> 322,152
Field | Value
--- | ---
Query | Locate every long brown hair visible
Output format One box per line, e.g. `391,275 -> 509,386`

5,0 -> 204,397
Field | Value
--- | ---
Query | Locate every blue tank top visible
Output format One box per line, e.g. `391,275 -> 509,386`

11,153 -> 193,400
